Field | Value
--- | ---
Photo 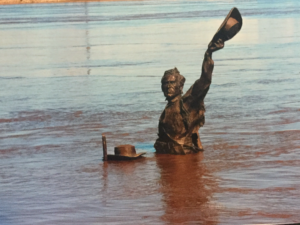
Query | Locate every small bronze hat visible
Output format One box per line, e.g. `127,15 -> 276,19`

209,7 -> 243,47
107,144 -> 146,160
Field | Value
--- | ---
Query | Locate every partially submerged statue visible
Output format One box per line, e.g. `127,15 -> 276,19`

154,8 -> 243,155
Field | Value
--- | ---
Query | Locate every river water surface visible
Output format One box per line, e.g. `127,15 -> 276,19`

1,0 -> 300,224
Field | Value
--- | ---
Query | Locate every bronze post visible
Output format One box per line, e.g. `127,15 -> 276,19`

102,134 -> 107,161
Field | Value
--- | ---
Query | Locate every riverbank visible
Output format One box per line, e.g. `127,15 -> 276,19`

0,0 -> 132,5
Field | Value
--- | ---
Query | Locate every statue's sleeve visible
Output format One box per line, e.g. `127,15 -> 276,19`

183,52 -> 214,102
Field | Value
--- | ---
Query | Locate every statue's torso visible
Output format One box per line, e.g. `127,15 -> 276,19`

155,95 -> 205,155
159,99 -> 186,140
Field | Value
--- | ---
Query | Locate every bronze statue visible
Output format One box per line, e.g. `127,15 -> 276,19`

154,8 -> 243,155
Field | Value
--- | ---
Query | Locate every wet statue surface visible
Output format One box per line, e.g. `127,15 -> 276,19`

154,8 -> 243,155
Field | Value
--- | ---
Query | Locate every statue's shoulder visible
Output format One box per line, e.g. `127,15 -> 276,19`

182,84 -> 194,100
182,84 -> 197,109
182,91 -> 205,113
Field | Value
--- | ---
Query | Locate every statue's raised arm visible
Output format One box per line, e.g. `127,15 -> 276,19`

154,8 -> 243,155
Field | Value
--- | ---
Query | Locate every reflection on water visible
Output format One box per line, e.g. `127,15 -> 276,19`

156,153 -> 219,224
97,153 -> 219,224
0,0 -> 300,224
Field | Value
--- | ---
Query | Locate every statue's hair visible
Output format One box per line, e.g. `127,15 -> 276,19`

161,67 -> 186,87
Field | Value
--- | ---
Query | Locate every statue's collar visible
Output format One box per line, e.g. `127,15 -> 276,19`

166,95 -> 181,104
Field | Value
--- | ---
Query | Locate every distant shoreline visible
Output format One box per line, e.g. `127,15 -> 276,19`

0,0 -> 134,5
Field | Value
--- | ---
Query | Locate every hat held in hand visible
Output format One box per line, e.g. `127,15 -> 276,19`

209,7 -> 243,48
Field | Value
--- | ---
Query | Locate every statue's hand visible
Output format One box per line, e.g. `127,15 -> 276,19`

208,38 -> 224,53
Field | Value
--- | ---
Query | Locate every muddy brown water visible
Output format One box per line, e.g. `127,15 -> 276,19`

0,0 -> 300,224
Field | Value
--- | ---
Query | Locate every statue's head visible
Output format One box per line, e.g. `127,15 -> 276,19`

161,67 -> 185,100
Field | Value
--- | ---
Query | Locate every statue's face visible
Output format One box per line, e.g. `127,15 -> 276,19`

161,75 -> 182,99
